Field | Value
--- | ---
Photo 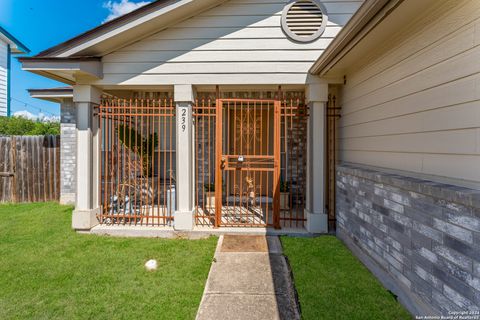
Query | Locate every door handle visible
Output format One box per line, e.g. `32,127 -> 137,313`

220,157 -> 226,169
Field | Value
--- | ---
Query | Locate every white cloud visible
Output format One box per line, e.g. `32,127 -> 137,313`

13,110 -> 60,123
103,0 -> 152,23
13,110 -> 37,120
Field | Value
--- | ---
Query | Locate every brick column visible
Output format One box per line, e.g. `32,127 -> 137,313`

59,98 -> 76,205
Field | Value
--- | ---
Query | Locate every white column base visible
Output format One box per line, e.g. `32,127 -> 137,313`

305,209 -> 328,233
72,208 -> 100,230
174,210 -> 194,231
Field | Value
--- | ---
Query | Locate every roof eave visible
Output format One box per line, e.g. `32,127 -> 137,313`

309,0 -> 403,76
34,0 -> 226,58
19,57 -> 103,85
35,0 -> 177,57
28,87 -> 74,103
0,26 -> 30,54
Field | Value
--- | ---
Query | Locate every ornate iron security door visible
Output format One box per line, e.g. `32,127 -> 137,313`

215,99 -> 281,228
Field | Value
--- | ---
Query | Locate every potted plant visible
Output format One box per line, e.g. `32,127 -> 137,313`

204,183 -> 215,208
280,180 -> 290,210
117,124 -> 158,177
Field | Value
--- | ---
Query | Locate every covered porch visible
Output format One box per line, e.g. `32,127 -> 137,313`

54,82 -> 330,234
18,0 -> 342,235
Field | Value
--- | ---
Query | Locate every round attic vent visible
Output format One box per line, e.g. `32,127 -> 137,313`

281,0 -> 328,43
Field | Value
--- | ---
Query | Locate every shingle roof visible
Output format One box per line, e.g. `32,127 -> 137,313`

35,0 -> 173,57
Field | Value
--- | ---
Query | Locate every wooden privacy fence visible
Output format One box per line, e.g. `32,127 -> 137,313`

0,135 -> 60,203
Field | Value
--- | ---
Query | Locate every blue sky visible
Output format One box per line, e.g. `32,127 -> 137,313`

0,0 -> 151,117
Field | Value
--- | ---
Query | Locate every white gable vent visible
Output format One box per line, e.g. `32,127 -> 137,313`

281,0 -> 328,43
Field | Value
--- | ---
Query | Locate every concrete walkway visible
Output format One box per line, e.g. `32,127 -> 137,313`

196,235 -> 300,320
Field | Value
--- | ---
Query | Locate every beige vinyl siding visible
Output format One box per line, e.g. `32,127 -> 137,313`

338,0 -> 480,185
100,0 -> 362,86
0,40 -> 7,116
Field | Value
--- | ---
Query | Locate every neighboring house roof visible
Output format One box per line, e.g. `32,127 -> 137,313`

34,0 -> 226,58
0,26 -> 30,54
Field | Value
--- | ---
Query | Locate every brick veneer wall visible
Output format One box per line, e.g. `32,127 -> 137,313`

60,99 -> 76,204
336,164 -> 480,315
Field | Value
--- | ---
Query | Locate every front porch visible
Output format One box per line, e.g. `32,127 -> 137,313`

72,84 -> 330,234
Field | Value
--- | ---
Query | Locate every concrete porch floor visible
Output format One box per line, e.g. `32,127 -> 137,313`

89,224 -> 311,239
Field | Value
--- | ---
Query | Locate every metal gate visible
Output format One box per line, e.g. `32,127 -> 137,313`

97,98 -> 176,226
194,91 -> 308,228
326,89 -> 340,231
215,98 -> 281,227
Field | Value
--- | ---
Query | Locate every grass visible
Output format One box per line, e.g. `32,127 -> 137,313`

282,236 -> 411,320
0,203 -> 217,320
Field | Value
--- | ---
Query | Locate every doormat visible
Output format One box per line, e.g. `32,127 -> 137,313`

220,235 -> 268,252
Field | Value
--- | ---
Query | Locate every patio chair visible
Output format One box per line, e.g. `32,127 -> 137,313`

105,149 -> 155,224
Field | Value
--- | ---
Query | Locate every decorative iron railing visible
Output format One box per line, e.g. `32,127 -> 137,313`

97,98 -> 176,226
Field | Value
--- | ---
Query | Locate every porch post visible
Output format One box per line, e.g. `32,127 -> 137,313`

72,85 -> 102,230
174,84 -> 195,230
305,81 -> 328,233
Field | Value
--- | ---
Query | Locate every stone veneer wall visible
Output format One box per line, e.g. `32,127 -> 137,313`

60,99 -> 76,204
336,164 -> 480,315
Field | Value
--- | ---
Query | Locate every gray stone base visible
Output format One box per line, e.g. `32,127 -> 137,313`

336,163 -> 480,315
338,228 -> 437,316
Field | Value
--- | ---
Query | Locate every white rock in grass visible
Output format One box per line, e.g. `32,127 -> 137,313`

145,259 -> 158,271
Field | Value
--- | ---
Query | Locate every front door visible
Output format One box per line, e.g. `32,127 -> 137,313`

215,99 -> 281,228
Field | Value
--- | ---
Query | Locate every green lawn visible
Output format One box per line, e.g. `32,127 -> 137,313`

282,236 -> 411,320
0,203 -> 217,320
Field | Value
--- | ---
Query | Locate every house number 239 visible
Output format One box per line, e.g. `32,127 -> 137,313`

180,108 -> 187,132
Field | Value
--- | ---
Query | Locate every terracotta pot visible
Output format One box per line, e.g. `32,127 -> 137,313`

205,191 -> 215,208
